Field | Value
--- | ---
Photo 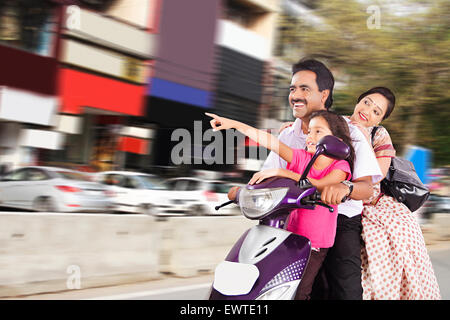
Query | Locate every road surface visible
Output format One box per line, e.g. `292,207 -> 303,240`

7,246 -> 450,300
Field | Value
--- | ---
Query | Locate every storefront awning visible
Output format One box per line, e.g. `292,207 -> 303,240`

59,68 -> 145,116
117,136 -> 148,155
20,129 -> 65,150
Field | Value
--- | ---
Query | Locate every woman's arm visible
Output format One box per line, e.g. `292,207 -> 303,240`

372,126 -> 395,181
377,157 -> 391,181
206,113 -> 294,163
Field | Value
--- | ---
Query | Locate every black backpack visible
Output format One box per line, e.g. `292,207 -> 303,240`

371,126 -> 430,212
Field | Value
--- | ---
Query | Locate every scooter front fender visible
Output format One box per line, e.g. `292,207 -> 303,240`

210,225 -> 311,300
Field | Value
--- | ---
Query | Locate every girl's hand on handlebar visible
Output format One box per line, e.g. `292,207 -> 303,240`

248,169 -> 280,185
249,168 -> 301,185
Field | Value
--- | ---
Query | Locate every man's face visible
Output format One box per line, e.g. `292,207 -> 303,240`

289,70 -> 328,120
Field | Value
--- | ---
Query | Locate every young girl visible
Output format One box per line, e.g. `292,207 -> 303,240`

206,110 -> 355,300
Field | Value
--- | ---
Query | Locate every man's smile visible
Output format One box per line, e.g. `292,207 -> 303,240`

292,99 -> 307,109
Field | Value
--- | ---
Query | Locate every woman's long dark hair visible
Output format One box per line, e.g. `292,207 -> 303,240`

309,110 -> 356,174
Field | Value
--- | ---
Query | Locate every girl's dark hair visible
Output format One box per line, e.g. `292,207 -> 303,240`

357,87 -> 396,120
292,58 -> 335,110
309,110 -> 356,174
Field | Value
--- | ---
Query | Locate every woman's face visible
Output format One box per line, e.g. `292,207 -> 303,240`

351,93 -> 389,127
306,116 -> 333,154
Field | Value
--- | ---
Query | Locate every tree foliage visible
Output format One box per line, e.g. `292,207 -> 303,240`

276,0 -> 450,166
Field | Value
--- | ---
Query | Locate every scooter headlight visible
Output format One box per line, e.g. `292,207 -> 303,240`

239,187 -> 289,219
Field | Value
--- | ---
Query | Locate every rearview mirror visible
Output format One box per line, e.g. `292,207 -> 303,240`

316,135 -> 351,160
299,135 -> 351,181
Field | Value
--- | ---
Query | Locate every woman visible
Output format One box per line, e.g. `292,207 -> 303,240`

349,87 -> 440,300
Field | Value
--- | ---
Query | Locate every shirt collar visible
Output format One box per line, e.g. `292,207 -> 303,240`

292,118 -> 305,137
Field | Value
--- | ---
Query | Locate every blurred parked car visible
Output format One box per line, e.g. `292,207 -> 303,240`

94,171 -> 175,215
421,194 -> 450,220
162,177 -> 241,216
0,166 -> 112,213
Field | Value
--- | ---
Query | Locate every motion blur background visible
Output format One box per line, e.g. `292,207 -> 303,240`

0,0 -> 449,299
0,0 -> 448,185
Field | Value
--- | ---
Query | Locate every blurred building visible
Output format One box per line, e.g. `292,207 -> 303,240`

213,0 -> 280,174
244,0 -> 327,173
141,0 -> 221,173
0,0 -> 60,171
146,0 -> 281,175
54,0 -> 158,172
0,0 -> 283,176
0,0 -> 159,172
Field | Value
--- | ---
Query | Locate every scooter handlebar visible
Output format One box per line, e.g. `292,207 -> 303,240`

298,179 -> 348,204
215,200 -> 235,211
315,192 -> 349,205
301,191 -> 348,213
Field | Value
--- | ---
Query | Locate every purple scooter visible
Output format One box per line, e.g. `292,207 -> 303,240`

209,135 -> 351,300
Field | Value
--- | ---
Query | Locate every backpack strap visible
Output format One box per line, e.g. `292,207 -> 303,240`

371,126 -> 380,146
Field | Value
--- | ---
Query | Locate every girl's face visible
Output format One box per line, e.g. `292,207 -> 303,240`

306,116 -> 333,154
351,93 -> 389,128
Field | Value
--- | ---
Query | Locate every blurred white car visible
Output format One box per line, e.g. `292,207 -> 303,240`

95,171 -> 176,215
162,177 -> 241,216
0,166 -> 112,212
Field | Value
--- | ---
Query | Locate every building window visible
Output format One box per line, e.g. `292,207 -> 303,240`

224,0 -> 265,28
0,0 -> 56,57
78,0 -> 117,11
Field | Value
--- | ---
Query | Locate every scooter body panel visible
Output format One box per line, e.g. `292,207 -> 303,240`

209,225 -> 311,300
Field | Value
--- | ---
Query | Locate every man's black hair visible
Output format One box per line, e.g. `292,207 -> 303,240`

292,59 -> 335,110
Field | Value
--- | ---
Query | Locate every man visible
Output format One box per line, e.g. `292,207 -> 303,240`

260,59 -> 382,300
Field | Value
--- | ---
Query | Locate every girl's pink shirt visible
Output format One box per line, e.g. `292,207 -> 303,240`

286,149 -> 352,248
